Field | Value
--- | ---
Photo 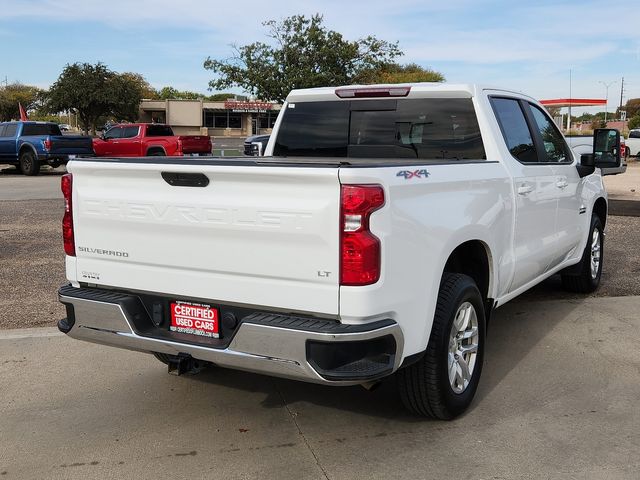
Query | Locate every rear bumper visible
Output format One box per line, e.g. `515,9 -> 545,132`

58,285 -> 403,385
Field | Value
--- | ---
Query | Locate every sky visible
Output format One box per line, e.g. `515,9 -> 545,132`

0,0 -> 639,114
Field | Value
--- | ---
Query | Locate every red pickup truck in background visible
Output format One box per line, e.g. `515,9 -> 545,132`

92,123 -> 212,157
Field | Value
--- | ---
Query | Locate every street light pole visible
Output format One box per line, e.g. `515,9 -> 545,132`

599,80 -> 617,125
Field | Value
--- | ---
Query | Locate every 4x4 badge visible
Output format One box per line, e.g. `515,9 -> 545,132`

397,169 -> 430,180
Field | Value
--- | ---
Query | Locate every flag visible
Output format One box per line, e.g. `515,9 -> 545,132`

18,102 -> 28,121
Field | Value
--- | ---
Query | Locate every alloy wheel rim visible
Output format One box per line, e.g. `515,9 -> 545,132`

590,228 -> 601,279
447,301 -> 479,394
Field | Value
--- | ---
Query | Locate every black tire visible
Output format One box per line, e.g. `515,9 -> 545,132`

19,150 -> 40,176
561,215 -> 603,293
397,273 -> 486,419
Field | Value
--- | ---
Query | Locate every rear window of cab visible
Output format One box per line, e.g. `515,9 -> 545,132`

273,98 -> 486,161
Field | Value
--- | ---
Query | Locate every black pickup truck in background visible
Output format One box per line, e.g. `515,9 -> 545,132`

243,134 -> 270,156
0,121 -> 94,175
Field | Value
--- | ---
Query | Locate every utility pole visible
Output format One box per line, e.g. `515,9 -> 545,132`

619,77 -> 625,113
599,80 -> 617,125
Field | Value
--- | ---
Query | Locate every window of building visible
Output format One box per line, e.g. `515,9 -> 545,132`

203,111 -> 243,129
258,111 -> 278,129
491,98 -> 537,163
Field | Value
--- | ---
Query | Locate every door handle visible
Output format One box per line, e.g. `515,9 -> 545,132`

517,184 -> 533,195
556,180 -> 568,189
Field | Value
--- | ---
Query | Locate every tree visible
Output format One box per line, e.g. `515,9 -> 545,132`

204,14 -> 405,102
622,98 -> 640,119
356,63 -> 444,84
47,63 -> 145,134
0,83 -> 44,121
629,114 -> 640,130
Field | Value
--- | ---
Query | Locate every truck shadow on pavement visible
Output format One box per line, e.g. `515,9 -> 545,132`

183,294 -> 585,421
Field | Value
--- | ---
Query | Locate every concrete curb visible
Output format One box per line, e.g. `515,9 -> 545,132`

609,198 -> 640,217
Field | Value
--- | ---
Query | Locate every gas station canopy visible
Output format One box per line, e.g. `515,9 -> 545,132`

540,98 -> 607,108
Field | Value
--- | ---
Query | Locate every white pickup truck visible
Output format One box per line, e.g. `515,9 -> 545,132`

57,84 -> 622,419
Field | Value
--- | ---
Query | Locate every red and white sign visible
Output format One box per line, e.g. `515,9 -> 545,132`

224,101 -> 273,113
170,301 -> 219,338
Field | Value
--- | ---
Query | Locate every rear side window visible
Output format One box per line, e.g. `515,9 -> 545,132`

528,104 -> 570,163
3,124 -> 18,137
491,98 -> 537,163
122,126 -> 140,138
146,124 -> 173,137
22,123 -> 62,136
0,125 -> 5,137
273,98 -> 485,161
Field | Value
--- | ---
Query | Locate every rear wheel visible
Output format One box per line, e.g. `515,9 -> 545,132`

397,273 -> 485,419
561,214 -> 603,293
19,150 -> 40,176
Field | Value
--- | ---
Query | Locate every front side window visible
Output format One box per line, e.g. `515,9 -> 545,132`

103,127 -> 123,140
529,104 -> 570,163
491,98 -> 537,163
273,98 -> 485,160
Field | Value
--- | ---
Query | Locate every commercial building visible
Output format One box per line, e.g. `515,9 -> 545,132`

138,98 -> 282,137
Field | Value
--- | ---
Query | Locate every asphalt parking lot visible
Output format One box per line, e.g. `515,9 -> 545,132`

1,168 -> 640,479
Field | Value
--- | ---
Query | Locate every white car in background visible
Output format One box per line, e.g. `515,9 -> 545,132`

627,129 -> 640,156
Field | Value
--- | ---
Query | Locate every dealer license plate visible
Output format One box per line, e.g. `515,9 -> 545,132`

169,301 -> 219,338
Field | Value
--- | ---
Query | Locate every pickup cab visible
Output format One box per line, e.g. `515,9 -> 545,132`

57,84 -> 621,419
92,123 -> 212,157
0,121 -> 93,175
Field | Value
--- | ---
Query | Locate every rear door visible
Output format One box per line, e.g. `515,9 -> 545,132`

491,97 -> 560,292
526,103 -> 583,266
68,160 -> 341,315
118,126 -> 141,156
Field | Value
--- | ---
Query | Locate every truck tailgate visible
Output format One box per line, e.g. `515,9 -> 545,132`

179,135 -> 211,154
67,160 -> 340,315
49,135 -> 94,155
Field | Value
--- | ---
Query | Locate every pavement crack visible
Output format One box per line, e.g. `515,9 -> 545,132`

275,382 -> 331,480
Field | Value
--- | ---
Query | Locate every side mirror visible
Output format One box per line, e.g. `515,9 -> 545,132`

100,134 -> 106,140
576,153 -> 595,178
593,128 -> 621,170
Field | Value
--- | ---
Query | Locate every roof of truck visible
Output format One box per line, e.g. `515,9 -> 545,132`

286,83 -> 535,103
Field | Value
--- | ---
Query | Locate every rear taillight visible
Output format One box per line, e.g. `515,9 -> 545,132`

43,139 -> 52,152
340,185 -> 385,286
61,173 -> 75,256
